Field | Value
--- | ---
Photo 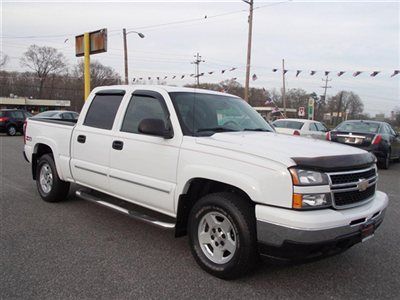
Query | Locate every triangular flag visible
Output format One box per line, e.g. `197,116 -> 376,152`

229,67 -> 237,71
181,75 -> 185,79
283,70 -> 288,74
272,68 -> 278,72
199,72 -> 204,76
337,71 -> 345,77
353,71 -> 362,77
157,77 -> 160,80
310,71 -> 316,76
132,78 -> 136,82
232,77 -> 237,80
190,74 -> 194,77
252,74 -> 258,81
208,71 -> 214,74
296,70 -> 301,77
164,76 -> 168,79
138,77 -> 143,80
325,71 -> 330,76
172,75 -> 176,79
391,70 -> 399,77
370,71 -> 380,77
148,77 -> 151,80
221,70 -> 226,74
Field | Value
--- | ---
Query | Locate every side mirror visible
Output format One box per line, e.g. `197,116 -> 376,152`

138,118 -> 173,139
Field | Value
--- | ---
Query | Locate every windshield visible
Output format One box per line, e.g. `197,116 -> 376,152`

335,121 -> 381,134
169,92 -> 274,136
34,111 -> 59,118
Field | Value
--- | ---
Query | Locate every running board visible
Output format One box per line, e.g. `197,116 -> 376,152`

76,190 -> 175,229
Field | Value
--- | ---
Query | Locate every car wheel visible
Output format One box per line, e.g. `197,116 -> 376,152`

6,125 -> 17,136
379,150 -> 390,170
188,192 -> 257,279
36,154 -> 70,202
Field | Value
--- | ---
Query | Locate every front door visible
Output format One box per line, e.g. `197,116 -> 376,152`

109,91 -> 180,215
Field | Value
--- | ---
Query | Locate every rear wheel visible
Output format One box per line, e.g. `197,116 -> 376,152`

6,125 -> 17,136
379,150 -> 390,169
188,192 -> 257,279
36,154 -> 70,202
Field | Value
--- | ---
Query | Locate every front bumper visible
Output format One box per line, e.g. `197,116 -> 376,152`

256,191 -> 388,259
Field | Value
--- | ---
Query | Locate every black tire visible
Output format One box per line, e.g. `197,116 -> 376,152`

378,150 -> 390,170
6,125 -> 17,136
36,154 -> 70,202
188,192 -> 258,279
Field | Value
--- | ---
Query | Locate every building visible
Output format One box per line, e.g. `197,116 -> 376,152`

253,107 -> 298,120
0,97 -> 71,113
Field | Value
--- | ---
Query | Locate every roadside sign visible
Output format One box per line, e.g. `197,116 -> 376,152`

308,98 -> 315,120
298,106 -> 305,117
75,28 -> 107,57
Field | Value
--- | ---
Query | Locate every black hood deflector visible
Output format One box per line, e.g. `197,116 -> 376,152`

291,152 -> 376,172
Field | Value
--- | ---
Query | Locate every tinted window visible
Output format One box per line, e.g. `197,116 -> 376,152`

11,111 -> 24,119
309,123 -> 318,131
285,121 -> 304,130
36,111 -> 59,118
121,95 -> 167,134
62,113 -> 73,120
273,120 -> 286,128
336,121 -> 380,134
84,94 -> 124,129
315,122 -> 328,132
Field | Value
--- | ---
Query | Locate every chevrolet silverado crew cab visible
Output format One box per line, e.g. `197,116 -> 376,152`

24,85 -> 389,279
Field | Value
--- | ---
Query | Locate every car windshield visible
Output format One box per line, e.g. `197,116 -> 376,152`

335,121 -> 380,134
34,111 -> 59,118
169,92 -> 274,136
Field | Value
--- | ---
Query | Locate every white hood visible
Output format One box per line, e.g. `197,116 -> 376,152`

195,132 -> 366,167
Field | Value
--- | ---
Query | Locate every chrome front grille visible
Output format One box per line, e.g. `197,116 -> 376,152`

327,166 -> 377,209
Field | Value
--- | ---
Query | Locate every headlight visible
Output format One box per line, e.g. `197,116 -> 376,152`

289,168 -> 329,186
293,193 -> 332,210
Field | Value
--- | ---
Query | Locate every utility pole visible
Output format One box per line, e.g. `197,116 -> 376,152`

123,28 -> 129,84
321,75 -> 332,103
282,59 -> 286,117
191,53 -> 204,86
243,0 -> 253,102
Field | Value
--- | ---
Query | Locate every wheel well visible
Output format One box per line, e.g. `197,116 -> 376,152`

175,178 -> 253,237
32,144 -> 53,180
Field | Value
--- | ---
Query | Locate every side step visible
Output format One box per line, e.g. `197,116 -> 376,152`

76,189 -> 175,229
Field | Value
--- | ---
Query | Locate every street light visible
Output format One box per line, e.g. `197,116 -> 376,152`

123,28 -> 145,84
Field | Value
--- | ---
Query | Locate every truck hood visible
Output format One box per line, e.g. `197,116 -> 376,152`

195,132 -> 375,171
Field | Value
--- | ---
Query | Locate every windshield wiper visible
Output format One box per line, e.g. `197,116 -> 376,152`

243,128 -> 271,132
196,127 -> 238,133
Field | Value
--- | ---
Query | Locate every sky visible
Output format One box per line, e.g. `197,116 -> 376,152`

1,0 -> 399,116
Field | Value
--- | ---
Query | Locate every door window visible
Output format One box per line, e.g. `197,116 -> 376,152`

11,111 -> 24,119
309,123 -> 318,131
84,93 -> 124,130
121,95 -> 167,134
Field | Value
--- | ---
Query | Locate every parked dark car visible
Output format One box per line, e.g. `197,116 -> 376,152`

327,120 -> 400,169
0,109 -> 32,136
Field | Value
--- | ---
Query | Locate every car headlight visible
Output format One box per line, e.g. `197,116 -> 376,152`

292,193 -> 332,210
289,168 -> 329,186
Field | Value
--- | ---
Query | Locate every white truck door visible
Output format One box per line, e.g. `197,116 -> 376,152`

109,90 -> 181,215
71,90 -> 125,192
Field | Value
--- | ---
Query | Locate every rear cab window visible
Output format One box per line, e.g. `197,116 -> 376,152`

83,90 -> 125,130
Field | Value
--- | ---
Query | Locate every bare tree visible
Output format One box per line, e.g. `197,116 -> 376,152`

328,91 -> 364,124
74,60 -> 121,89
20,45 -> 67,98
0,52 -> 9,68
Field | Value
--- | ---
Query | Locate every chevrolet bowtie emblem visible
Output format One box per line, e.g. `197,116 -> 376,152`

357,178 -> 369,192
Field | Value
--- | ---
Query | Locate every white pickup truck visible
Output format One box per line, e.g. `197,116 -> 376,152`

24,85 -> 388,279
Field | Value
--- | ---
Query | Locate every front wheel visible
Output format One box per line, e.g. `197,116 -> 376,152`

7,125 -> 17,136
188,192 -> 258,279
36,154 -> 70,202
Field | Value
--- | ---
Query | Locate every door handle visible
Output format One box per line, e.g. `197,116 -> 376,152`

112,140 -> 124,150
77,135 -> 86,143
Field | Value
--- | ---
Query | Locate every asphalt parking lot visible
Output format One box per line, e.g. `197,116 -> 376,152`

1,135 -> 399,299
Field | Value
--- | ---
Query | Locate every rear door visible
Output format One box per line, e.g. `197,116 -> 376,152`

109,90 -> 181,214
70,90 -> 125,192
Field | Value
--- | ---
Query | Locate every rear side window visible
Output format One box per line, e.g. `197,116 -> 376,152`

84,93 -> 124,130
309,123 -> 318,131
121,95 -> 167,134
